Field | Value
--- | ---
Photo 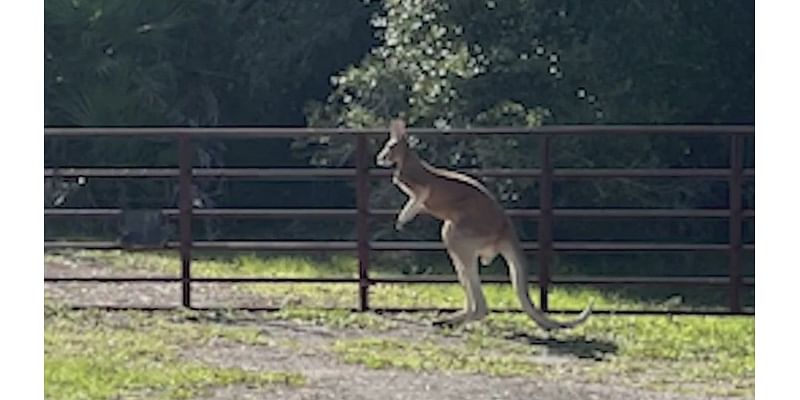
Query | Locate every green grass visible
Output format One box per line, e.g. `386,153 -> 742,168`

46,250 -> 665,311
45,250 -> 754,397
44,305 -> 305,400
331,312 -> 753,396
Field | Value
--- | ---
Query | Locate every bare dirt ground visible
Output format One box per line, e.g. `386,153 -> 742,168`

45,257 -> 740,400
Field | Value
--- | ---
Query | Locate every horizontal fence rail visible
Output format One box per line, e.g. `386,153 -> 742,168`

44,207 -> 755,219
44,125 -> 754,136
43,275 -> 755,286
43,240 -> 757,252
44,167 -> 755,179
44,207 -> 756,221
44,125 -> 755,315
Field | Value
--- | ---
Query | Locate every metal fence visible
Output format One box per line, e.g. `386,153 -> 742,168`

44,125 -> 755,315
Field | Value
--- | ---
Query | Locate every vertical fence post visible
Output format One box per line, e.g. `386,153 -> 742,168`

355,135 -> 371,311
178,132 -> 193,308
537,135 -> 553,312
728,134 -> 744,313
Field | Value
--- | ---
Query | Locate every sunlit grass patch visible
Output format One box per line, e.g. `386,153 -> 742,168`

44,306 -> 304,400
45,250 -> 356,278
369,282 -> 647,310
475,311 -> 754,395
46,250 -> 658,311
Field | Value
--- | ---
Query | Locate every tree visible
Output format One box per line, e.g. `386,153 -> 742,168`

302,0 -> 753,275
45,0 -> 377,241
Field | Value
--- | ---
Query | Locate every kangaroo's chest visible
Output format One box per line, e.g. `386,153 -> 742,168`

392,172 -> 424,199
393,170 -> 463,220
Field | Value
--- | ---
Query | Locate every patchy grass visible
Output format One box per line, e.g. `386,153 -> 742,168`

331,312 -> 753,396
333,337 -> 547,377
45,250 -> 754,397
46,250 -> 356,278
44,305 -> 304,400
273,307 -> 398,331
484,312 -> 753,396
46,250 -> 658,311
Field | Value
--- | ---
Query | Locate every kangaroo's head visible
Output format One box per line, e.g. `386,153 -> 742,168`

376,119 -> 409,168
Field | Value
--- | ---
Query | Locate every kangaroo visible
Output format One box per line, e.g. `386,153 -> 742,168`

376,119 -> 593,330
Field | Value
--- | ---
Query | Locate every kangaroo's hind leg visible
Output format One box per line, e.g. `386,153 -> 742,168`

434,221 -> 488,327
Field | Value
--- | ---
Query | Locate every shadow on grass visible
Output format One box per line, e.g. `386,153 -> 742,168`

505,332 -> 619,360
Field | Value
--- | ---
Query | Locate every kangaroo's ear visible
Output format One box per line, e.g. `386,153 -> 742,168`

390,119 -> 407,140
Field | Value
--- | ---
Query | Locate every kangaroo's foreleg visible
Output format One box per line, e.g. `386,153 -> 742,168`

396,196 -> 425,231
394,181 -> 428,231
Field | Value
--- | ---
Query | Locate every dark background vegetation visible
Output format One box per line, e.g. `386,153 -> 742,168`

45,0 -> 754,307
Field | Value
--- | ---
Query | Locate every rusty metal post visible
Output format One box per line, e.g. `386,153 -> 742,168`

728,135 -> 744,313
178,133 -> 193,308
355,135 -> 371,311
537,135 -> 553,311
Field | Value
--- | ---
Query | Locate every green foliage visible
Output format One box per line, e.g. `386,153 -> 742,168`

44,0 -> 376,219
45,1 -> 754,279
45,0 -> 375,127
304,0 -> 752,176
299,0 -> 754,272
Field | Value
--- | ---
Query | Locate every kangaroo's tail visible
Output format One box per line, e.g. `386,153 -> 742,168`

499,237 -> 593,331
